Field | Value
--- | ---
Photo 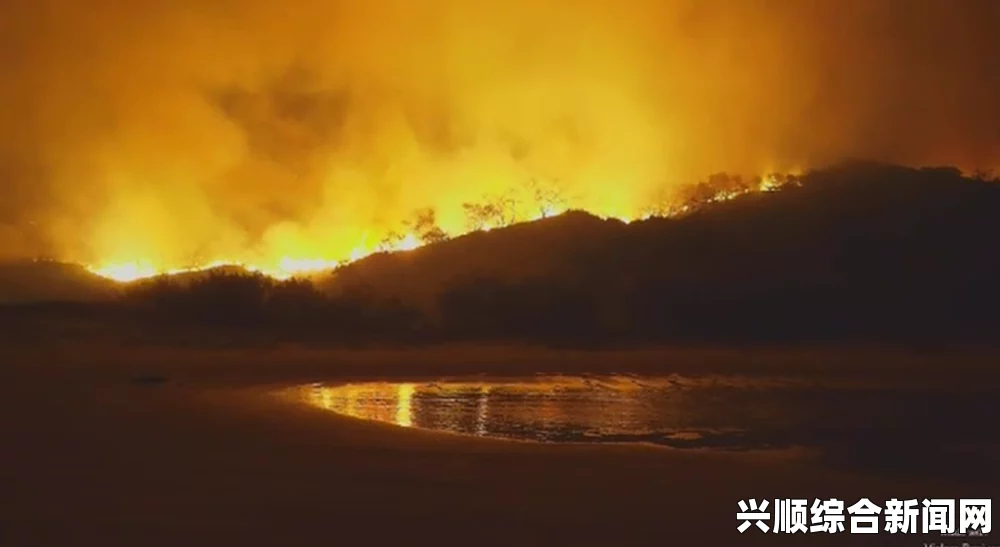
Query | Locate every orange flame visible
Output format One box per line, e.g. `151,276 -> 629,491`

85,173 -> 797,283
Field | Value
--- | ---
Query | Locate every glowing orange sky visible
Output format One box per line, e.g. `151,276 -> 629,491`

0,0 -> 997,276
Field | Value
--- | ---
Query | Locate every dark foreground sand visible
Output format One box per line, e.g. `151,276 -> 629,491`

2,344 -> 996,546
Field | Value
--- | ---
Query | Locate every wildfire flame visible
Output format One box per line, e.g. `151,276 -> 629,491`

85,174 -> 796,283
9,0 -> 997,288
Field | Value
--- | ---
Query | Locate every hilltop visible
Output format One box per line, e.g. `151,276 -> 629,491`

323,161 -> 999,342
315,210 -> 628,307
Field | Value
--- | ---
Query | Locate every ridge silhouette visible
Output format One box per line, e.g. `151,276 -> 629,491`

2,161 -> 998,347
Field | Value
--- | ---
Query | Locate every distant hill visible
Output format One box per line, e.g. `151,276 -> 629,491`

0,262 -> 293,304
0,261 -> 121,303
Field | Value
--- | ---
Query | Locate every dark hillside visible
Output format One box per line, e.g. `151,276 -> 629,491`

324,162 -> 1000,345
3,162 -> 998,347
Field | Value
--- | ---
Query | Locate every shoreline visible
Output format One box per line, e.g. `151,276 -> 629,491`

3,343 -> 995,546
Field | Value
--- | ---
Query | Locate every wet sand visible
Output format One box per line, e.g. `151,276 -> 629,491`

2,344 -> 996,546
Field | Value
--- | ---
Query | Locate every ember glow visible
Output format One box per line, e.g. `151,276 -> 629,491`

85,173 -> 801,283
2,0 -> 998,275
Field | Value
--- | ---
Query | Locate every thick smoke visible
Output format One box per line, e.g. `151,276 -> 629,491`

1,0 -> 998,266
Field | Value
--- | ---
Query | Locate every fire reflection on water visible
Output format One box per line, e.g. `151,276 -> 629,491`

396,383 -> 415,428
307,382 -> 415,426
299,375 -> 720,444
293,375 -> 1000,452
475,385 -> 490,436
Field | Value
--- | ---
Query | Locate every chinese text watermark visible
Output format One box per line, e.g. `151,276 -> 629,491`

737,498 -> 991,536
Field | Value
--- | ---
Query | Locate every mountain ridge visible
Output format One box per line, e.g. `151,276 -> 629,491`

2,160 -> 998,347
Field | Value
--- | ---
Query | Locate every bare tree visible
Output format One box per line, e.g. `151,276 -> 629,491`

378,230 -> 405,251
525,177 -> 567,218
462,191 -> 521,231
408,208 -> 448,244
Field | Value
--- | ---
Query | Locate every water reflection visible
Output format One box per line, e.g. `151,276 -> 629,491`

475,385 -> 489,436
295,374 -> 1000,453
395,383 -> 414,427
299,375 -> 791,447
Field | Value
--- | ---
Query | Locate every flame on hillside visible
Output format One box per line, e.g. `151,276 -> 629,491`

86,173 -> 798,283
4,0 -> 999,279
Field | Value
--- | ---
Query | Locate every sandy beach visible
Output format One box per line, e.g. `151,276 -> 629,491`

2,344 -> 995,546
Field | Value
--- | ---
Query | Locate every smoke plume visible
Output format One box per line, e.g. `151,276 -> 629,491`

1,0 -> 997,268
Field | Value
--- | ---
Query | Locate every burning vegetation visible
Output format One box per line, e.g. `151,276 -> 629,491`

86,172 -> 801,282
3,163 -> 998,348
4,0 -> 998,285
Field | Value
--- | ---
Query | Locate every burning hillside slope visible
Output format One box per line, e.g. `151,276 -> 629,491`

321,162 -> 1000,323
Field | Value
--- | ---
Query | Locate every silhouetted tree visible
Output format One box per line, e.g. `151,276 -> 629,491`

408,207 -> 449,244
462,191 -> 521,230
526,177 -> 567,218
